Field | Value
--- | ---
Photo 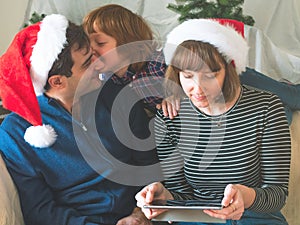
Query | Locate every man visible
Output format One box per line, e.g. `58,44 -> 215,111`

0,14 -> 160,225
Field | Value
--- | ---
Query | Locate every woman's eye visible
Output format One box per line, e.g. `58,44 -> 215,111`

204,72 -> 217,79
182,72 -> 193,79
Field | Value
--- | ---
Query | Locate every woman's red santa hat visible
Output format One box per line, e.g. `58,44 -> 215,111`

164,18 -> 249,75
0,14 -> 69,148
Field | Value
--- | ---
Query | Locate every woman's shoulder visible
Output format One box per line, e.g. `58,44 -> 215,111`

242,84 -> 275,96
241,85 -> 281,102
240,85 -> 284,112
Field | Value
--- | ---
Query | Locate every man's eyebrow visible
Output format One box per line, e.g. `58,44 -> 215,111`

82,54 -> 93,68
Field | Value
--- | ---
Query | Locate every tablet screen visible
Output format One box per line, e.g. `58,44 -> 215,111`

143,199 -> 223,210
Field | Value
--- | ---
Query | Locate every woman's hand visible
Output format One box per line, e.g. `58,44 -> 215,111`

156,96 -> 180,119
135,182 -> 173,219
203,184 -> 255,220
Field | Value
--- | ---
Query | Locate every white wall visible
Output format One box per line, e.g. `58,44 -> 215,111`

2,0 -> 300,83
0,0 -> 29,54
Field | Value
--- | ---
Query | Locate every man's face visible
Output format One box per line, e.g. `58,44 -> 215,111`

67,45 -> 103,98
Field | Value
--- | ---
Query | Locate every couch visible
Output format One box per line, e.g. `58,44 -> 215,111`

282,111 -> 300,225
0,155 -> 24,225
0,113 -> 299,225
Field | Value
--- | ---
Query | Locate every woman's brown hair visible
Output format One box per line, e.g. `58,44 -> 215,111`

83,4 -> 159,72
165,40 -> 240,102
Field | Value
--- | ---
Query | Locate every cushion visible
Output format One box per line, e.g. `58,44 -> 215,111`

0,155 -> 24,225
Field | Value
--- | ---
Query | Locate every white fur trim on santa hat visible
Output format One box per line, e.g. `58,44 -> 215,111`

30,14 -> 68,96
24,124 -> 57,148
164,19 -> 249,75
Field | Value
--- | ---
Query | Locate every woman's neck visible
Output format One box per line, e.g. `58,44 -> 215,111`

200,86 -> 241,116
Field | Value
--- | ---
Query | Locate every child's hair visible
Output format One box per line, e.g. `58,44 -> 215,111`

83,4 -> 159,72
165,40 -> 240,102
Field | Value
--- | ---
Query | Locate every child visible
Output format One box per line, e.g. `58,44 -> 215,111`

83,4 -> 166,116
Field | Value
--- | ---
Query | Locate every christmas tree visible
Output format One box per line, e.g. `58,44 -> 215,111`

23,12 -> 46,27
167,0 -> 255,25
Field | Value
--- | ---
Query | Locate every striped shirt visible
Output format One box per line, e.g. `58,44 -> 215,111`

154,85 -> 291,212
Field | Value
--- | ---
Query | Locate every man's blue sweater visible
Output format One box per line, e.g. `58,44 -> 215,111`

0,79 -> 160,225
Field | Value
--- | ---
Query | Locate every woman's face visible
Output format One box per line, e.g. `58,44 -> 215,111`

179,66 -> 225,110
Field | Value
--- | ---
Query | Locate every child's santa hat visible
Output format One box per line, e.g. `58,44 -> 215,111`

164,18 -> 248,75
0,14 -> 69,148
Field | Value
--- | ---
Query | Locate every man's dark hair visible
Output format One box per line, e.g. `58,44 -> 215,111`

45,22 -> 90,90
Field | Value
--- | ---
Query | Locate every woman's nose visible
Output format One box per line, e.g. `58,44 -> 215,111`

192,77 -> 208,95
193,82 -> 203,93
192,76 -> 202,89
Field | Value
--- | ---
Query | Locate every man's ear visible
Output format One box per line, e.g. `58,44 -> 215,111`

47,75 -> 66,89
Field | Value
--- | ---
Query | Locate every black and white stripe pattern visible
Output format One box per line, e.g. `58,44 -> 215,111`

155,85 -> 291,212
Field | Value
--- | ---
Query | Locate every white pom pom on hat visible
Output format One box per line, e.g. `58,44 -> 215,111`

24,125 -> 57,148
164,18 -> 249,75
0,14 -> 69,148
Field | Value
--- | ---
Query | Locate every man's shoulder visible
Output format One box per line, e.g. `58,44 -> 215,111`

0,122 -> 28,158
1,112 -> 29,130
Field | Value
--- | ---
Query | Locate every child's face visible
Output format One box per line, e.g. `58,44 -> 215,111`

179,66 -> 225,111
89,29 -> 117,57
89,29 -> 127,74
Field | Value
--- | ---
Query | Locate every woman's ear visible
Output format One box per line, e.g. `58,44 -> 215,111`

47,75 -> 66,89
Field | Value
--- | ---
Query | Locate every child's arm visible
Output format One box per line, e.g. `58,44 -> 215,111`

156,96 -> 181,119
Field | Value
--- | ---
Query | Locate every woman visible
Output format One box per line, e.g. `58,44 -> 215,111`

136,19 -> 291,225
160,18 -> 300,125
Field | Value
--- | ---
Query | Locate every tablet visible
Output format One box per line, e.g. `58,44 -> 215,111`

144,200 -> 225,223
150,208 -> 226,223
143,199 -> 223,210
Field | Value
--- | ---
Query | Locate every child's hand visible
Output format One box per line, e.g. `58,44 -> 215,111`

157,96 -> 180,119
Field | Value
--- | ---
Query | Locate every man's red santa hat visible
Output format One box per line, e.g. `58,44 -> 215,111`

0,14 -> 69,148
164,18 -> 248,75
